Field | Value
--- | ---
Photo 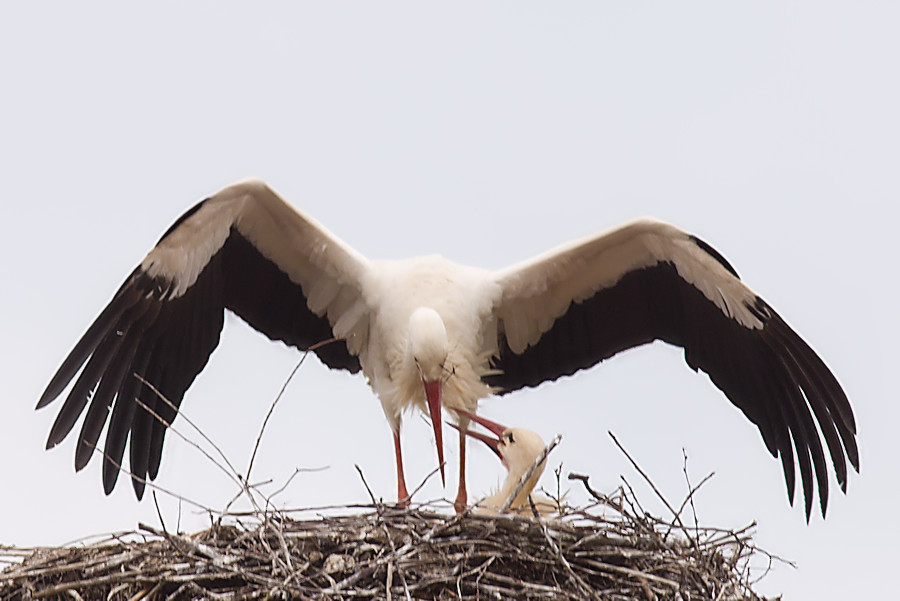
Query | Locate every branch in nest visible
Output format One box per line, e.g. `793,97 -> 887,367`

2,487 -> 780,601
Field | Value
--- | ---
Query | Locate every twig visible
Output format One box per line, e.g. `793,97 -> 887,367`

135,375 -> 243,488
534,512 -> 604,601
405,462 -> 447,504
83,440 -> 213,514
245,336 -> 345,485
608,431 -> 699,552
246,353 -> 307,486
354,465 -> 412,601
671,469 -> 715,540
678,448 -> 715,527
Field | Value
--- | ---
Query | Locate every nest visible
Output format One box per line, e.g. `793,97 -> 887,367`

1,471 -> 774,601
4,376 -> 780,601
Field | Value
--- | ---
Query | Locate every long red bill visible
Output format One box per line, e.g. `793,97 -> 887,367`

455,408 -> 508,439
423,379 -> 445,485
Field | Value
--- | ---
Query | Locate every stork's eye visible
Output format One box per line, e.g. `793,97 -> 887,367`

505,432 -> 515,444
442,364 -> 456,383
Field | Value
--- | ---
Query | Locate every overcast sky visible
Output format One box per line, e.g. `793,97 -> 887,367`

1,2 -> 897,598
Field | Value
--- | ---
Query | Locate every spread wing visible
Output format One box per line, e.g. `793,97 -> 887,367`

488,218 -> 857,519
38,179 -> 372,498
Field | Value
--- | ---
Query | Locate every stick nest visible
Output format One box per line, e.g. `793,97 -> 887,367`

1,482 -> 774,601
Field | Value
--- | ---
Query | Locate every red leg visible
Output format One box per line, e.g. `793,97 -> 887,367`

393,430 -> 410,507
454,425 -> 468,513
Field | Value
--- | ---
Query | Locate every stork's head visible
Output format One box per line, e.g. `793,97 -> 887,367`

407,307 -> 450,484
456,409 -> 546,476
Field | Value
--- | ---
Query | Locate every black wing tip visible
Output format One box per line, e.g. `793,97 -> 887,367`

131,475 -> 146,500
36,392 -> 56,411
814,490 -> 828,521
74,441 -> 92,473
103,467 -> 118,496
803,485 -> 814,521
45,423 -> 67,450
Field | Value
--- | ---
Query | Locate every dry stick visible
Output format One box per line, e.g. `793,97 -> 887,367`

235,338 -> 345,530
551,462 -> 567,513
152,491 -> 170,537
135,375 -> 243,487
129,395 -> 266,521
456,555 -> 497,598
245,336 -> 344,484
320,502 -> 480,598
217,501 -> 379,519
570,470 -> 651,542
682,449 -> 701,530
273,515 -> 295,574
567,473 -> 630,517
386,561 -> 394,601
354,465 -> 412,601
241,342 -> 345,582
85,441 -> 212,514
498,434 -> 561,513
134,380 -> 268,530
137,522 -> 282,593
677,471 -> 715,526
569,472 -> 647,535
607,431 -> 699,552
140,374 -> 293,577
219,476 -> 279,524
404,462 -> 447,505
267,466 -> 327,502
534,512 -> 604,601
619,475 -> 648,519
678,447 -> 715,528
669,470 -> 715,540
245,354 -> 308,485
144,498 -> 243,581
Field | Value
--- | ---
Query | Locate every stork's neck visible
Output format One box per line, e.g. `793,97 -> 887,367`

490,464 -> 544,510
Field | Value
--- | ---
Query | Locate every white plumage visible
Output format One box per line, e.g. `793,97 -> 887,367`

38,178 -> 858,518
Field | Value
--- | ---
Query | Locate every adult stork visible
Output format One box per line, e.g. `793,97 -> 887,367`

37,178 -> 857,519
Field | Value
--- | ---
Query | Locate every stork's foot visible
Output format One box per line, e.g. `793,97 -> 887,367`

397,482 -> 411,509
454,489 -> 468,514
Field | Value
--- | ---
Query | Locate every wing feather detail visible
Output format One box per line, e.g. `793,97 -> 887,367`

38,180 -> 368,496
488,221 -> 857,518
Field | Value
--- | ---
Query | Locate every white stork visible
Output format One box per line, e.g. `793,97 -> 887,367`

37,178 -> 857,518
454,409 -> 554,516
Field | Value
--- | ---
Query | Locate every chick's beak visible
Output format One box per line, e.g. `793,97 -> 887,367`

453,408 -> 510,460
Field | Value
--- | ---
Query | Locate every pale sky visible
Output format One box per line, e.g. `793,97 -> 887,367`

1,3 -> 897,598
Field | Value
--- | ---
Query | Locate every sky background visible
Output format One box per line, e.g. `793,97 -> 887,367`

1,2 -> 897,598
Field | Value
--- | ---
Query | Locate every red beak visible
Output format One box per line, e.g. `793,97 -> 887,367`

453,408 -> 509,459
423,379 -> 445,485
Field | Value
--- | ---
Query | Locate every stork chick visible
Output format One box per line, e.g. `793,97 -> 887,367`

457,409 -> 557,516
